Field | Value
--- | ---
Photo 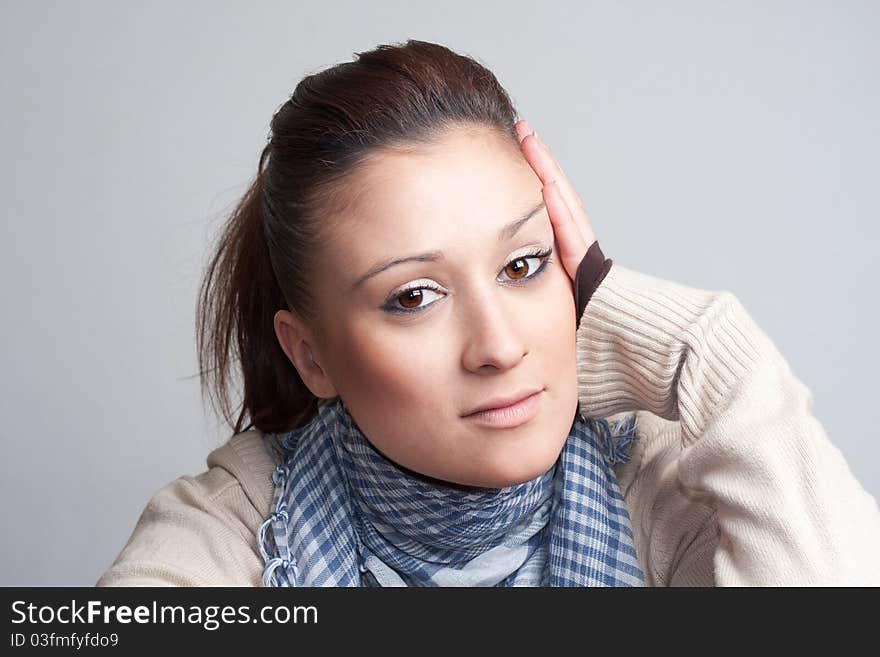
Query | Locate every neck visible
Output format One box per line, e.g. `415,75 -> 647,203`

370,443 -> 491,493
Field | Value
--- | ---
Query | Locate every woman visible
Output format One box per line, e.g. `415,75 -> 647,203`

97,39 -> 880,587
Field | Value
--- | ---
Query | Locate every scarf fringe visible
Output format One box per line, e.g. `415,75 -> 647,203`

258,471 -> 299,586
584,412 -> 639,466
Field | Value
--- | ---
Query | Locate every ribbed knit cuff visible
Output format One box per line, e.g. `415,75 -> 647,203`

574,241 -> 613,329
574,263 -> 783,443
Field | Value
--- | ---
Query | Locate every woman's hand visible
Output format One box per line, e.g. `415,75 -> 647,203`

514,119 -> 597,282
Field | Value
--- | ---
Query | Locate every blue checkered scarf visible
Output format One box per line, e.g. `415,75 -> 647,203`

258,398 -> 644,587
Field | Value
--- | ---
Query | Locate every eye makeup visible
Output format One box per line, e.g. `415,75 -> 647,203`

379,245 -> 555,316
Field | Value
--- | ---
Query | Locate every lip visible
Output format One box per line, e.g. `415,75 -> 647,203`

462,388 -> 544,429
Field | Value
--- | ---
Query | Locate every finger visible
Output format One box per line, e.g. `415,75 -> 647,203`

513,121 -> 574,201
516,129 -> 580,209
530,134 -> 586,218
521,135 -> 594,247
514,120 -> 596,246
514,119 -> 533,143
539,142 -> 585,210
519,134 -> 555,183
543,179 -> 588,281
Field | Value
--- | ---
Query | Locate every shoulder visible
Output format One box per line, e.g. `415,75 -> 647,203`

97,430 -> 282,586
205,428 -> 283,517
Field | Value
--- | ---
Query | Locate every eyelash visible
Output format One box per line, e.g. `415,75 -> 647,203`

381,247 -> 555,315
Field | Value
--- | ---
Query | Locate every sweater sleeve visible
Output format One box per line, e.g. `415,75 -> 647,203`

574,240 -> 613,326
575,263 -> 880,585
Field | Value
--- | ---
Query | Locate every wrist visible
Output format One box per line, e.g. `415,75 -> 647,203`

574,241 -> 613,328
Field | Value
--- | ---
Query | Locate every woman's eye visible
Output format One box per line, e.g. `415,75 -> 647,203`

501,255 -> 544,282
383,249 -> 552,315
390,287 -> 443,312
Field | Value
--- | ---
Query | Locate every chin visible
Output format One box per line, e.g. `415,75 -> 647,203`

473,453 -> 560,489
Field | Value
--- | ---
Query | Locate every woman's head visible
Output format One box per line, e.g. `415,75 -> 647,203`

197,40 -> 578,489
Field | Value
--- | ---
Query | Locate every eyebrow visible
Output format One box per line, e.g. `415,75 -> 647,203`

351,199 -> 547,290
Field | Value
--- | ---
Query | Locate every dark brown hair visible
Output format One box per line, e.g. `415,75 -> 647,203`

196,39 -> 521,436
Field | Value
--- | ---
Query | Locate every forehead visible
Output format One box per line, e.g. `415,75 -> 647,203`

322,127 -> 544,263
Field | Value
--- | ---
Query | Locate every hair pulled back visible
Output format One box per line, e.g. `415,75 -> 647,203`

196,39 -> 520,435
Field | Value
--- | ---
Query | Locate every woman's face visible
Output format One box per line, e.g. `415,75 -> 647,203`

278,124 -> 578,489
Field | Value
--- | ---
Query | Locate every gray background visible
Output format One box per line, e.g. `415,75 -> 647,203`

2,0 -> 877,585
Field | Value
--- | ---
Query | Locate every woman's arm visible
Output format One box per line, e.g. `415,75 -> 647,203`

515,119 -> 880,585
575,258 -> 880,585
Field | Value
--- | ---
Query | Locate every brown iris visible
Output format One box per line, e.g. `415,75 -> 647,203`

398,289 -> 423,309
504,257 -> 529,281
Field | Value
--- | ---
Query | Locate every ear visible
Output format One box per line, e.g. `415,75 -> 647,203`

273,309 -> 338,399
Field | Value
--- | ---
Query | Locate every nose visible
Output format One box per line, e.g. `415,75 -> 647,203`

459,290 -> 529,373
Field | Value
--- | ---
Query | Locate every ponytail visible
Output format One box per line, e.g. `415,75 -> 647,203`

196,38 -> 521,437
196,144 -> 318,436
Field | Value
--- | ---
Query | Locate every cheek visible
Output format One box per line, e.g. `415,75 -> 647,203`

331,323 -> 440,408
541,263 -> 577,347
536,265 -> 579,393
327,323 -> 452,463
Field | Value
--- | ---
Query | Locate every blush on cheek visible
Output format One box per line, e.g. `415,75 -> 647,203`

338,332 -> 436,415
333,333 -> 454,475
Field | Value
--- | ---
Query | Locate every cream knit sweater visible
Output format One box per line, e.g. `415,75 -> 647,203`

97,263 -> 880,586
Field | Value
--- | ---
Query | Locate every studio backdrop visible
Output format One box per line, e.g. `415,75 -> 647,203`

1,0 -> 877,585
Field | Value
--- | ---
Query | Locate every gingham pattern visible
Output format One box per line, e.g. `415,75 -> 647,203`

258,398 -> 644,587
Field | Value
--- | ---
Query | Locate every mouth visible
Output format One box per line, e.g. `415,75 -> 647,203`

462,388 -> 544,429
